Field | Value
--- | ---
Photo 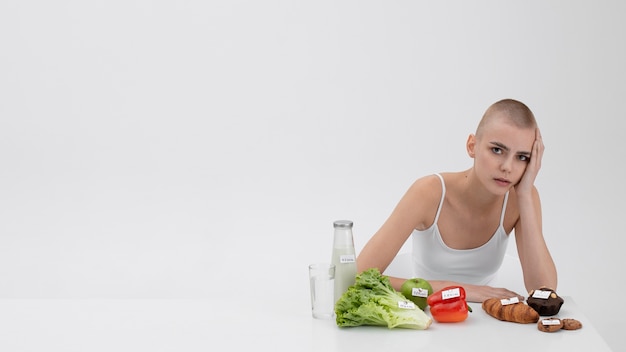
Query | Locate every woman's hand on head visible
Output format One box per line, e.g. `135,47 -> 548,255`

515,128 -> 544,196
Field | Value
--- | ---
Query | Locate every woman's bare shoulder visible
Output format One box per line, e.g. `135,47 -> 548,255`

439,171 -> 469,183
402,174 -> 445,229
408,173 -> 443,195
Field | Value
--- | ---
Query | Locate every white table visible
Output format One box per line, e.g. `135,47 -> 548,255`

0,296 -> 612,351
308,297 -> 613,351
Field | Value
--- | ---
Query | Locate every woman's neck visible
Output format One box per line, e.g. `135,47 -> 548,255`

457,168 -> 503,209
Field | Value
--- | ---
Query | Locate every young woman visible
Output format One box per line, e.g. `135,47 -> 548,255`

356,99 -> 557,302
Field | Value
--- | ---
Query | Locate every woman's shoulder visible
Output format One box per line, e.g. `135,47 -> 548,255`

411,173 -> 443,190
439,171 -> 468,183
406,173 -> 445,204
400,174 -> 444,230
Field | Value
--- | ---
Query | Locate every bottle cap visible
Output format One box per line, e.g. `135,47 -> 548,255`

333,220 -> 353,228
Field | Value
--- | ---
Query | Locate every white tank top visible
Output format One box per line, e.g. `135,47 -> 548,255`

411,173 -> 510,285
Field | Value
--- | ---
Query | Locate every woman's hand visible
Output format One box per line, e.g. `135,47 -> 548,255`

462,284 -> 525,303
515,128 -> 544,196
429,280 -> 525,303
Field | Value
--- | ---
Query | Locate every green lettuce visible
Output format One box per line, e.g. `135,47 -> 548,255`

335,268 -> 432,329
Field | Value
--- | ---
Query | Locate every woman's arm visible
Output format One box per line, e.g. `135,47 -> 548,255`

423,281 -> 524,303
356,176 -> 437,285
514,128 -> 558,292
514,187 -> 558,292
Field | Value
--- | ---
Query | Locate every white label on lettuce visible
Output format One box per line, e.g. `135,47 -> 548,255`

412,287 -> 429,298
532,290 -> 551,299
441,287 -> 461,300
398,300 -> 416,309
339,254 -> 355,264
500,297 -> 520,305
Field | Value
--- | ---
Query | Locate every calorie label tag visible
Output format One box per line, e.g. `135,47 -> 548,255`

500,297 -> 520,305
339,254 -> 355,264
441,287 -> 461,300
542,319 -> 562,326
412,287 -> 429,298
398,300 -> 416,309
532,290 -> 551,299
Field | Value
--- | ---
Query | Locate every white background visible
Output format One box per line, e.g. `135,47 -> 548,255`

1,1 -> 624,350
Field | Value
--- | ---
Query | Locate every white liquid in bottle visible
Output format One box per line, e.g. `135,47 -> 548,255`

331,220 -> 357,304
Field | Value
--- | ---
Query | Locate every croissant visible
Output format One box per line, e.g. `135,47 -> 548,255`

482,297 -> 540,324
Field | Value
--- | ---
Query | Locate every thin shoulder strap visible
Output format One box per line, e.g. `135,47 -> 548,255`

499,191 -> 509,226
433,173 -> 446,223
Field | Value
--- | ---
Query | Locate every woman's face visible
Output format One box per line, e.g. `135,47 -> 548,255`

469,117 -> 536,194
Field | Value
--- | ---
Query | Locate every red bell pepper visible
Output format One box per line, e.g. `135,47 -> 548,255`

426,286 -> 471,323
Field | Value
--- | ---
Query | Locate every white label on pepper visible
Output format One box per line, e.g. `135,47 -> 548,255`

542,319 -> 561,326
500,297 -> 519,305
339,254 -> 355,264
532,290 -> 551,299
398,300 -> 416,309
412,287 -> 429,298
441,287 -> 461,300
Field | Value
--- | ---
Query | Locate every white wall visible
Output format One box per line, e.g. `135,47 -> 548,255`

1,1 -> 624,350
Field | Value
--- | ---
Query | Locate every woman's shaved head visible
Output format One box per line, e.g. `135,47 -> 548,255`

475,99 -> 537,139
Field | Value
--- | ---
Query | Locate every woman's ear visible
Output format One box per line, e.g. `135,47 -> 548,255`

466,134 -> 476,158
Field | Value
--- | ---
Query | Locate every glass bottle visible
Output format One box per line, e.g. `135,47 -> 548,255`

331,220 -> 357,303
